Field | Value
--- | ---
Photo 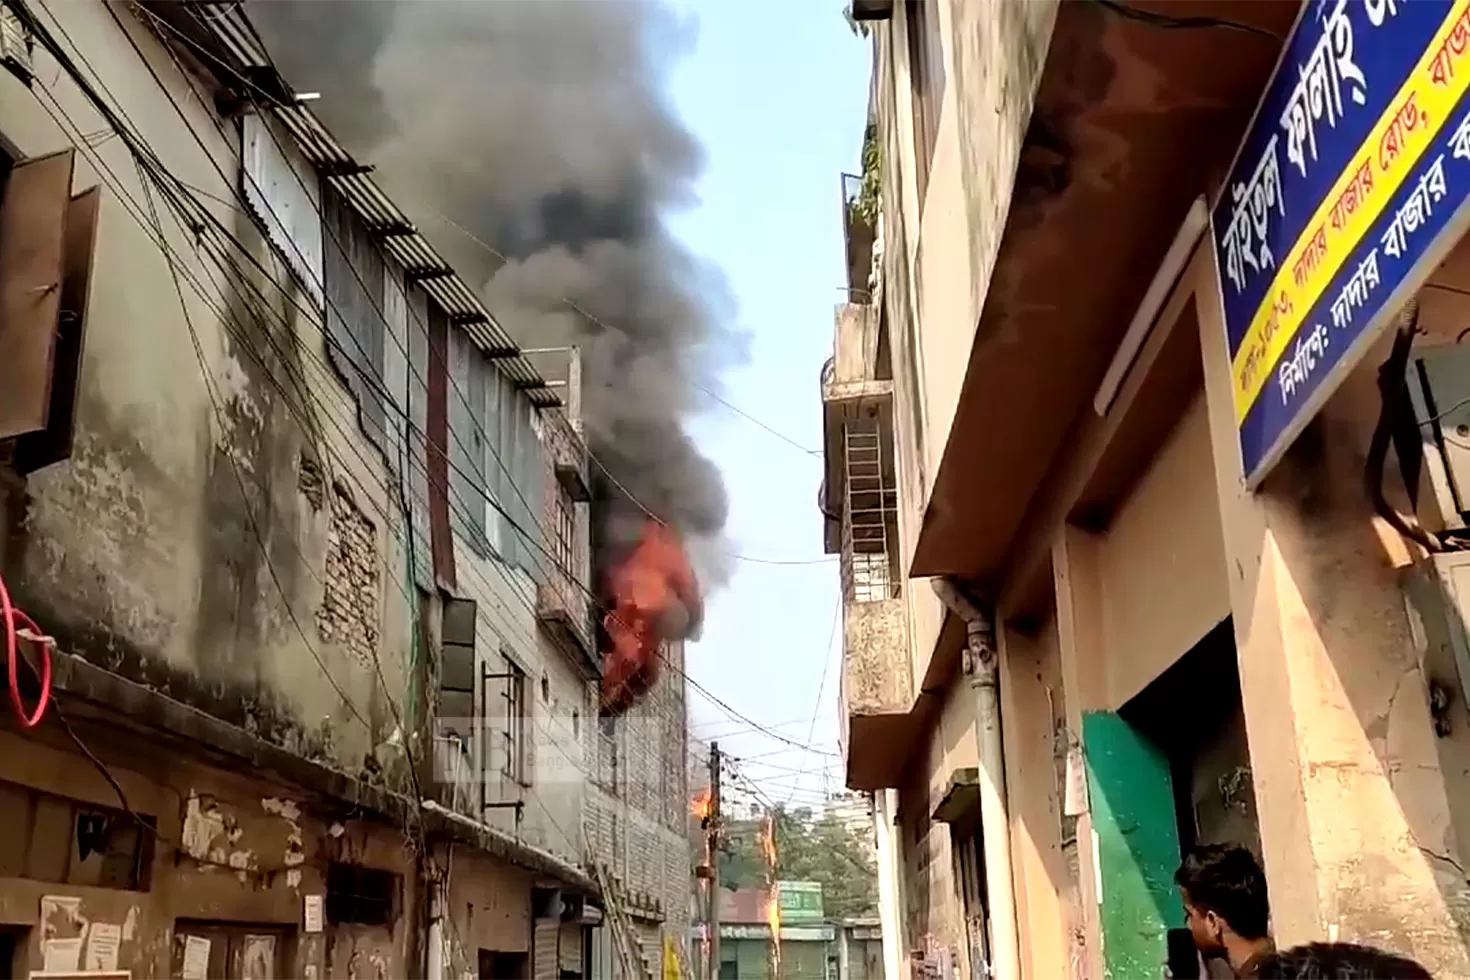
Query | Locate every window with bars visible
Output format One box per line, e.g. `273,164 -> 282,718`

841,417 -> 901,603
501,660 -> 529,787
552,487 -> 574,574
325,862 -> 399,927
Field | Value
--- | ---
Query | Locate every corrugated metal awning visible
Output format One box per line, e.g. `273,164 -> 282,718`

167,1 -> 560,407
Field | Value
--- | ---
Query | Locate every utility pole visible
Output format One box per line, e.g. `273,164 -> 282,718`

707,741 -> 722,980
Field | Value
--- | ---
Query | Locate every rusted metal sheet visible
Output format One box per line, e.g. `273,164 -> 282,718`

0,148 -> 73,440
15,185 -> 100,473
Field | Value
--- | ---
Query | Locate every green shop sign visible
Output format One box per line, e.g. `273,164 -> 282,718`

777,881 -> 824,923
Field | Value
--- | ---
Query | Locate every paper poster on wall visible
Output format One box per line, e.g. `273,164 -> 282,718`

241,935 -> 276,980
84,923 -> 121,972
304,894 -> 324,934
181,936 -> 211,980
41,938 -> 83,974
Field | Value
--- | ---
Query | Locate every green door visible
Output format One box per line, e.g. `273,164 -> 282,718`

1083,710 -> 1185,979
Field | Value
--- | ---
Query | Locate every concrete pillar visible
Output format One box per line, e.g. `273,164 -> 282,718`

1052,527 -> 1109,980
1193,246 -> 1470,973
874,788 -> 907,980
997,620 -> 1074,979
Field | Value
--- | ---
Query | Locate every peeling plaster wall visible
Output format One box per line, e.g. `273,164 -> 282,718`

0,728 -> 416,979
0,3 -> 415,778
895,675 -> 978,972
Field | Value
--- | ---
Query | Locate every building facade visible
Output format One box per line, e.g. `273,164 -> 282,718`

0,1 -> 689,977
827,1 -> 1470,978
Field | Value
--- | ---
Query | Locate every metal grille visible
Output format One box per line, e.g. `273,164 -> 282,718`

841,418 -> 899,602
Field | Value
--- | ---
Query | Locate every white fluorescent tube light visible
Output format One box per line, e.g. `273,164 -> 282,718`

1093,194 -> 1209,416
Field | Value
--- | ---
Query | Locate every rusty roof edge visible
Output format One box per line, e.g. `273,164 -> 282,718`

177,1 -> 562,409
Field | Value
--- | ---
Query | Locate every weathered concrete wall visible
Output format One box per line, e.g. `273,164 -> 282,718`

439,846 -> 534,975
875,0 -> 1056,694
844,598 -> 912,715
0,727 -> 414,979
895,670 -> 978,972
1195,241 -> 1470,973
1097,396 -> 1231,709
0,3 -> 413,779
999,614 -> 1079,980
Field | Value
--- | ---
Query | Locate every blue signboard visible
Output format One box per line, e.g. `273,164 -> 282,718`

1211,0 -> 1470,484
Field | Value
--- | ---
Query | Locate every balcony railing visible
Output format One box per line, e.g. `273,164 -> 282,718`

842,172 -> 875,305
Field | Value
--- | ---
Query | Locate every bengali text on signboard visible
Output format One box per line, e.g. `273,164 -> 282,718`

1212,0 -> 1470,483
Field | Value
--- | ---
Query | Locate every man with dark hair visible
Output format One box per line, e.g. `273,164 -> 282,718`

1176,844 -> 1275,977
1254,942 -> 1431,979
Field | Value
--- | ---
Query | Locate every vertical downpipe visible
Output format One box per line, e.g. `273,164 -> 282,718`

933,580 -> 1020,980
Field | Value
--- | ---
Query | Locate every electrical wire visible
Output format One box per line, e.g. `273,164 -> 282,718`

0,568 -> 51,728
1089,0 -> 1283,40
782,600 -> 844,806
36,0 -> 827,826
21,21 -> 676,942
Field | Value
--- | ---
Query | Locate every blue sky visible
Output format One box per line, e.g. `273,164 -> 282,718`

662,1 -> 872,812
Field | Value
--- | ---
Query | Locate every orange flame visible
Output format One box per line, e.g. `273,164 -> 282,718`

600,520 -> 702,716
691,788 -> 712,820
761,814 -> 782,973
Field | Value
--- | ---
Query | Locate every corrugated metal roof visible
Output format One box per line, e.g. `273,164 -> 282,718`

183,0 -> 560,407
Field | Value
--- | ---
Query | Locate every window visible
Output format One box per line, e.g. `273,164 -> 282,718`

323,184 -> 387,449
173,921 -> 293,980
597,715 -> 619,792
552,486 -> 575,574
501,659 -> 529,786
0,779 -> 155,891
0,145 -> 102,475
906,0 -> 946,199
841,417 -> 901,602
241,113 -> 323,309
326,862 -> 399,927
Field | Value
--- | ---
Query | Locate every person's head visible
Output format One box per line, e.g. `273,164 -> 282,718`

1253,942 -> 1430,978
1175,844 -> 1270,955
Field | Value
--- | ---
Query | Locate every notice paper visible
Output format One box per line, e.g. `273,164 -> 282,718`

181,935 -> 211,980
41,937 -> 83,973
304,894 -> 324,934
86,921 -> 122,972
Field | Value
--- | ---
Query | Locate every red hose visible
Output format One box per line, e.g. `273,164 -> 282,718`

0,571 -> 51,728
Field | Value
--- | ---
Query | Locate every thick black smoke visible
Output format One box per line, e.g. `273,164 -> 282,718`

248,0 -> 739,584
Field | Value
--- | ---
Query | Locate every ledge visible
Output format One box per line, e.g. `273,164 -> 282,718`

48,649 -> 597,895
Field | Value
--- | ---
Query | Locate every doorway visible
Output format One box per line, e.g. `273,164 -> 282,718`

1120,618 -> 1261,859
479,949 -> 529,979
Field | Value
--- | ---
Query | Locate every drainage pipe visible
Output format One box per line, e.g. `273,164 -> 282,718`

932,579 -> 1020,980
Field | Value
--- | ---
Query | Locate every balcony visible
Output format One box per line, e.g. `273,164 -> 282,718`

542,411 -> 590,505
538,411 -> 595,673
820,303 -> 893,555
536,573 -> 596,675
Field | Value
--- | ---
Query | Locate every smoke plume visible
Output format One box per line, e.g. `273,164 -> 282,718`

248,0 -> 739,585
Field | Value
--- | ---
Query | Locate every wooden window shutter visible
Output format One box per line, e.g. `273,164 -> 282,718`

0,148 -> 73,441
14,184 -> 100,473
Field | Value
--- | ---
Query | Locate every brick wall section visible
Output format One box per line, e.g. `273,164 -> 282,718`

584,640 -> 691,977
